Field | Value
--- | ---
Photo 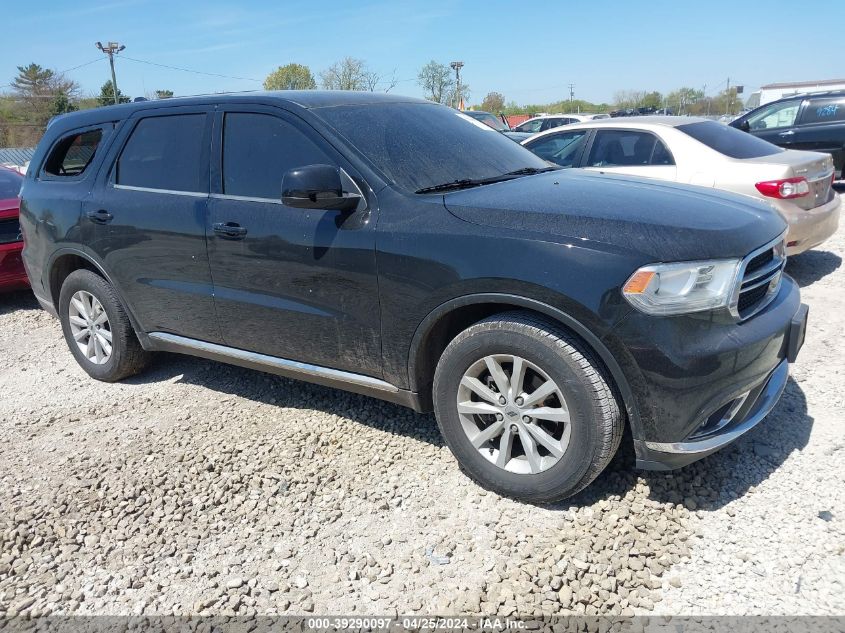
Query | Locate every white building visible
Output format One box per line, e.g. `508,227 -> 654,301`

747,78 -> 845,108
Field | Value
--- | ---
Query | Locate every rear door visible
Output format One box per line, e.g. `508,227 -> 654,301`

84,105 -> 220,342
206,106 -> 382,376
582,129 -> 677,180
791,96 -> 845,178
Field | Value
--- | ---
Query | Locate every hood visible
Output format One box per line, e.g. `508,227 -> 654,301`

444,170 -> 786,261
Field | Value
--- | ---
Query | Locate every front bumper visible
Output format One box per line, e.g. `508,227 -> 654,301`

607,275 -> 806,470
634,358 -> 789,469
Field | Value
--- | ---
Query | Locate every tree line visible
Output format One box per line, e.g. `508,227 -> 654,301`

0,63 -> 176,147
1,57 -> 750,148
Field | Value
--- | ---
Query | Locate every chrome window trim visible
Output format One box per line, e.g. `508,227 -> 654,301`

210,193 -> 281,205
147,332 -> 399,393
728,231 -> 787,321
113,184 -> 207,198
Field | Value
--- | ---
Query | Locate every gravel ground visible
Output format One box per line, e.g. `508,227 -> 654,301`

0,228 -> 843,618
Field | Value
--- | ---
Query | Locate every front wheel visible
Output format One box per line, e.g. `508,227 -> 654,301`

432,312 -> 623,503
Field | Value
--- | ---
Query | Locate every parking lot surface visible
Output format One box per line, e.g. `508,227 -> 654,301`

0,230 -> 843,617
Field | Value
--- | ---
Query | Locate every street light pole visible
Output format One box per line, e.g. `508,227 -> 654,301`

450,61 -> 464,110
95,41 -> 126,105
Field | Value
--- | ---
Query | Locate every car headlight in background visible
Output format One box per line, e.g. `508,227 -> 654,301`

622,259 -> 742,316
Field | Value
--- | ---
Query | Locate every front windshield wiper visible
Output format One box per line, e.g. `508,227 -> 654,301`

415,167 -> 559,194
502,166 -> 560,176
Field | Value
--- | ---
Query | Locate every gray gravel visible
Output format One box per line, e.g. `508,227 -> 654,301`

0,228 -> 843,617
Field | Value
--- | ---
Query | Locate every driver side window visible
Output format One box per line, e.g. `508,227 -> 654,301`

747,100 -> 801,130
223,112 -> 334,200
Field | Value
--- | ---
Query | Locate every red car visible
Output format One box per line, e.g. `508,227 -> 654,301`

0,166 -> 28,291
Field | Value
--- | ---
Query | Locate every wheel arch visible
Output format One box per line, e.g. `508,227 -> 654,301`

47,248 -> 146,340
407,293 -> 641,436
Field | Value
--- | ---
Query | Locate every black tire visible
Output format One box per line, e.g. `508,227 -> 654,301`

432,311 -> 623,503
58,269 -> 151,382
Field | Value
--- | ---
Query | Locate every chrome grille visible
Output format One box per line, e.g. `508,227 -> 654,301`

730,235 -> 787,320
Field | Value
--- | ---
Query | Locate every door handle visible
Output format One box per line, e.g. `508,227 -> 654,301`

779,130 -> 795,137
213,222 -> 248,239
86,209 -> 114,224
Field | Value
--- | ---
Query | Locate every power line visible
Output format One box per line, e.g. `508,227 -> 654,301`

0,57 -> 106,92
120,55 -> 263,83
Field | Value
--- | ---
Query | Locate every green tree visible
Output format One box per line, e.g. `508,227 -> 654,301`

49,92 -> 78,117
481,91 -> 505,113
97,80 -> 130,106
263,64 -> 317,90
417,60 -> 454,105
154,89 -> 174,99
665,87 -> 704,115
5,63 -> 79,145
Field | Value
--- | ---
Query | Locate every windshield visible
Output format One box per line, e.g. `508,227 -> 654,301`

314,103 -> 549,193
0,169 -> 22,199
677,120 -> 783,159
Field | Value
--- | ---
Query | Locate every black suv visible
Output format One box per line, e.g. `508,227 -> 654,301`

20,92 -> 807,502
732,90 -> 845,180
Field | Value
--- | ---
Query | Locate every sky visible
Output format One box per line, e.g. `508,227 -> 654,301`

3,0 -> 844,106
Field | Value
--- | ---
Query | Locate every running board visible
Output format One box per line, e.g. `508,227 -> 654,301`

147,332 -> 399,393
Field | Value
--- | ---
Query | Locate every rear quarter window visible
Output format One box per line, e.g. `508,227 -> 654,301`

677,121 -> 783,159
42,128 -> 106,178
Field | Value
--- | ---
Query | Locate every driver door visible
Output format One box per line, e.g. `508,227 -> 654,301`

206,106 -> 382,376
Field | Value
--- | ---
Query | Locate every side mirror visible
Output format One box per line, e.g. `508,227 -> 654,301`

740,120 -> 751,132
282,164 -> 361,212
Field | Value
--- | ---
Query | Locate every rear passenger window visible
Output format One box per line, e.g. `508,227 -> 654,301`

587,130 -> 674,167
222,113 -> 333,200
116,114 -> 206,192
43,129 -> 104,177
800,99 -> 845,125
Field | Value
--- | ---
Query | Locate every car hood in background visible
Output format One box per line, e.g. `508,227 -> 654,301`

444,170 -> 786,262
503,131 -> 533,142
0,198 -> 20,216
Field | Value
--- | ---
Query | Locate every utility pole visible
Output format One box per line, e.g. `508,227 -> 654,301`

725,77 -> 730,117
450,61 -> 464,110
95,41 -> 126,105
568,83 -> 575,111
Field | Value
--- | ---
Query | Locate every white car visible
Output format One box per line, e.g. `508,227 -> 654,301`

522,116 -> 840,255
513,113 -> 609,134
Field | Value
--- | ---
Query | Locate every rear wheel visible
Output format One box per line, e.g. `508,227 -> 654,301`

58,269 -> 151,382
433,311 -> 623,503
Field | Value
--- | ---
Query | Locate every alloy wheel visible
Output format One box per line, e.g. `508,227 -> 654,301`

456,354 -> 571,474
68,290 -> 113,365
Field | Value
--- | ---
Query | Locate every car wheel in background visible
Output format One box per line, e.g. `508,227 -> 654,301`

58,269 -> 151,382
432,311 -> 623,503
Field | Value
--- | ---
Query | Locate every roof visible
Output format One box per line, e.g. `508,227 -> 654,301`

761,79 -> 845,90
564,115 -> 709,128
47,90 -> 432,131
0,147 -> 36,166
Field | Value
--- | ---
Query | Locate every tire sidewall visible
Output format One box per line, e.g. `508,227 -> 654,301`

58,271 -> 127,381
434,326 -> 602,501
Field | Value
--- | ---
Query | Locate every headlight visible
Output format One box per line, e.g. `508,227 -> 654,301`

622,259 -> 742,316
